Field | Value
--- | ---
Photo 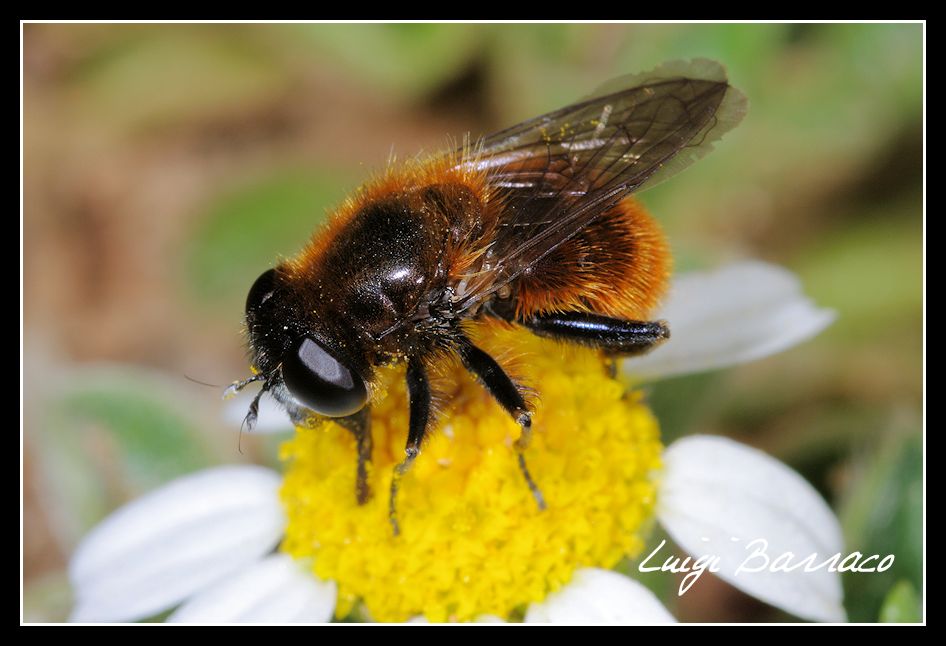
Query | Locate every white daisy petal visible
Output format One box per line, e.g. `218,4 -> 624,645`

625,261 -> 836,380
525,568 -> 676,624
224,390 -> 294,434
69,465 -> 285,622
406,614 -> 506,623
167,554 -> 336,623
657,435 -> 845,622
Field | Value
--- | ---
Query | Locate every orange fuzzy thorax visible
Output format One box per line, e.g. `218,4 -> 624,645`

286,150 -> 497,280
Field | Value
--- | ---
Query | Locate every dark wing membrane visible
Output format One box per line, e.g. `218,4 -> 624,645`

453,59 -> 747,312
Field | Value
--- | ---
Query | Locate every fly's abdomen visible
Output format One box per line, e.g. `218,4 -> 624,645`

511,197 -> 671,321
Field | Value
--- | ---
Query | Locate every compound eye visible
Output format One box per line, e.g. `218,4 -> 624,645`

246,268 -> 278,318
281,337 -> 368,417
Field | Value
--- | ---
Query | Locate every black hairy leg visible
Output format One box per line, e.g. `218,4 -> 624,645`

522,311 -> 669,357
336,408 -> 374,505
454,334 -> 546,512
389,355 -> 432,536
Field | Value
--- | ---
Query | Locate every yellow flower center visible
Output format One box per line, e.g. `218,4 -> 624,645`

279,326 -> 663,622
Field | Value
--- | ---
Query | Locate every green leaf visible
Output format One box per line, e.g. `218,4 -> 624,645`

59,387 -> 211,481
288,24 -> 483,102
34,367 -> 221,546
185,167 -> 355,311
879,580 -> 921,623
839,432 -> 922,622
796,201 -> 923,348
67,26 -> 288,130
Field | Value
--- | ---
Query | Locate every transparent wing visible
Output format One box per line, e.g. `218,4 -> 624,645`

454,59 -> 747,312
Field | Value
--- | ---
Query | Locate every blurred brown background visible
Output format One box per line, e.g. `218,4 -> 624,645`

23,23 -> 922,622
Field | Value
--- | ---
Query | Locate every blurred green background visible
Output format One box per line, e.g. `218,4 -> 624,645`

22,23 -> 923,622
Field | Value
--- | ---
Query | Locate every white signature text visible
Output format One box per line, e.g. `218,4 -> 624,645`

639,538 -> 895,596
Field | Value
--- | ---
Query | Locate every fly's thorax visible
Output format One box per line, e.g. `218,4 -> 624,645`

295,183 -> 489,350
245,179 -> 491,410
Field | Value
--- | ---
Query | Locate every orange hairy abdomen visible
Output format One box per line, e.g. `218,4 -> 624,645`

514,197 -> 671,321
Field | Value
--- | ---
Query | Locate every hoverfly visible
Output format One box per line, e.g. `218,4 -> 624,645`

229,59 -> 746,534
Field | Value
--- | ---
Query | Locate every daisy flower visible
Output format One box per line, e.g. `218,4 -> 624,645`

69,261 -> 840,623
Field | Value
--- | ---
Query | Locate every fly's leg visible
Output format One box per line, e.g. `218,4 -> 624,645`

389,356 -> 431,536
522,312 -> 670,357
455,334 -> 546,511
336,408 -> 373,505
